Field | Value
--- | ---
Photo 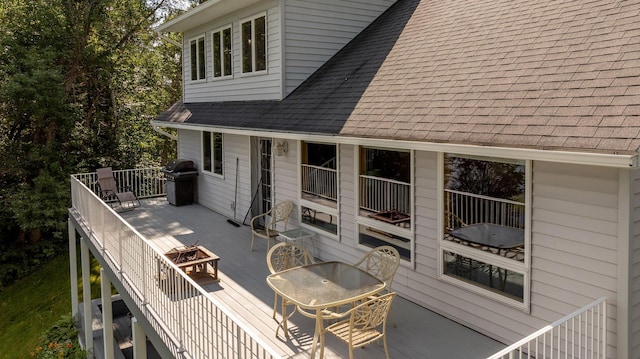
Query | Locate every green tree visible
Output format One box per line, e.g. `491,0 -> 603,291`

0,0 -> 181,254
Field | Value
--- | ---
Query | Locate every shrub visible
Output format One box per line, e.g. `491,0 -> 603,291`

30,314 -> 86,359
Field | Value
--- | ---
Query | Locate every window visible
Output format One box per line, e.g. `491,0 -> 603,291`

190,35 -> 206,81
202,132 -> 223,175
300,142 -> 338,235
357,147 -> 412,261
212,26 -> 232,78
241,14 -> 266,74
441,154 -> 529,306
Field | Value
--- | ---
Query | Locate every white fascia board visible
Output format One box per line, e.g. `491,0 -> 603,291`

152,121 -> 639,169
157,0 -> 262,33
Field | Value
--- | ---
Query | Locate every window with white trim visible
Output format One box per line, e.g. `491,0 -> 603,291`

240,13 -> 266,74
441,153 -> 529,306
356,147 -> 413,261
190,35 -> 206,81
212,25 -> 232,78
300,142 -> 338,235
202,131 -> 223,175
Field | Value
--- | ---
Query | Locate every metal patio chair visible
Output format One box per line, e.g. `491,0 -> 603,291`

319,292 -> 397,359
250,200 -> 293,251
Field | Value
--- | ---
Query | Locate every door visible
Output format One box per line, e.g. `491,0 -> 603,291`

250,137 -> 273,223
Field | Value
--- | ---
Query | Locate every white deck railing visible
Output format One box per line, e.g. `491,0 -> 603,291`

359,175 -> 411,215
445,189 -> 525,229
487,297 -> 608,359
71,170 -> 282,359
73,167 -> 166,199
301,164 -> 337,201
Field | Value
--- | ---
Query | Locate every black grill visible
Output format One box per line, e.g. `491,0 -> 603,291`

162,159 -> 198,206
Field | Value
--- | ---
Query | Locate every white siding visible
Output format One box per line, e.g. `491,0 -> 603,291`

183,1 -> 282,102
283,0 -> 396,95
272,138 -> 298,215
177,129 -> 251,221
631,169 -> 640,359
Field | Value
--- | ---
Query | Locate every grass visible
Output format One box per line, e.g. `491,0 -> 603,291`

0,251 -> 103,359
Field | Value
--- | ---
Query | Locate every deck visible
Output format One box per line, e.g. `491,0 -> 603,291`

107,198 -> 505,358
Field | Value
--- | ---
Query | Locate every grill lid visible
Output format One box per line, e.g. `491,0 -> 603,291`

164,159 -> 196,173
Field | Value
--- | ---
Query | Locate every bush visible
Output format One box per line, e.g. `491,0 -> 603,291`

30,314 -> 86,359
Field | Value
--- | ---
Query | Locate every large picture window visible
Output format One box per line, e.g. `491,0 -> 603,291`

212,25 -> 232,78
300,142 -> 338,235
202,132 -> 223,176
241,14 -> 266,74
190,35 -> 206,81
441,153 -> 529,306
357,147 -> 412,261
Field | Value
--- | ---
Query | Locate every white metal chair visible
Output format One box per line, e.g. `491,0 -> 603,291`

319,292 -> 397,359
250,200 -> 293,251
266,242 -> 315,337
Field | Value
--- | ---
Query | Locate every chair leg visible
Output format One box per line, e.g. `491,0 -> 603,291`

383,336 -> 390,359
250,233 -> 255,251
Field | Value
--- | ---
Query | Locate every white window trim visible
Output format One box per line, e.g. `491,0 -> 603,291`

210,24 -> 233,80
201,131 -> 224,178
436,152 -> 532,312
239,12 -> 267,76
189,34 -> 206,82
297,141 -> 340,240
354,146 -> 415,265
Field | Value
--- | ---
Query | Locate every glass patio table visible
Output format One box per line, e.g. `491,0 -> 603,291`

266,261 -> 386,359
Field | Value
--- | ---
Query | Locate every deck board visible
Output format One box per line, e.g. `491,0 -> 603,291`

118,198 -> 505,358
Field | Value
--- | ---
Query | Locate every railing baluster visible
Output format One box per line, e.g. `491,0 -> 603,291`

70,171 -> 281,359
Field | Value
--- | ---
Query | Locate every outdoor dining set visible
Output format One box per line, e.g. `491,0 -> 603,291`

265,242 -> 400,359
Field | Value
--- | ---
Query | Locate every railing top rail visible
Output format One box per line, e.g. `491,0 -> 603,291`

301,163 -> 338,172
486,296 -> 607,359
445,189 -> 524,206
359,174 -> 410,186
70,172 -> 283,359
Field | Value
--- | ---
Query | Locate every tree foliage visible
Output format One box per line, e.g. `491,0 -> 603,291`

0,0 -> 182,250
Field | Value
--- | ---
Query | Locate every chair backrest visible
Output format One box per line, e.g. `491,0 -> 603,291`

350,292 -> 396,332
96,167 -> 118,193
267,201 -> 294,230
267,242 -> 315,274
354,246 -> 400,291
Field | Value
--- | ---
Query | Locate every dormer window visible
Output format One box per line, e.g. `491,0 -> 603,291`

212,25 -> 232,78
241,13 -> 266,74
190,35 -> 206,81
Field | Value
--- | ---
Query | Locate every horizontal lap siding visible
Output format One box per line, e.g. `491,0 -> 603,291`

532,161 -> 619,357
632,169 -> 640,358
178,130 -> 251,220
272,138 -> 298,220
183,2 -> 282,102
283,0 -> 396,95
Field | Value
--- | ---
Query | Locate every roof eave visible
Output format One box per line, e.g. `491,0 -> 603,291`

157,0 -> 263,33
151,120 -> 639,169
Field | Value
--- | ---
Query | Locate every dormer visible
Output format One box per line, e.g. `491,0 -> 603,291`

158,0 -> 397,103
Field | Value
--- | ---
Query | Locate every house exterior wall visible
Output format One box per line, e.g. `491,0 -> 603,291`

177,131 -> 624,356
282,0 -> 396,96
182,0 -> 282,102
177,129 -> 251,221
631,169 -> 640,358
180,0 -> 395,102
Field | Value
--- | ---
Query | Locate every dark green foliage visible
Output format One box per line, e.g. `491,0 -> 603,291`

30,315 -> 86,358
0,0 -> 182,286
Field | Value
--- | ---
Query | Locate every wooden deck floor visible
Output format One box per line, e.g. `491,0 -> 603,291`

119,198 -> 505,359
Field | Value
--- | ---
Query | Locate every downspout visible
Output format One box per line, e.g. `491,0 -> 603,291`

155,30 -> 182,47
151,121 -> 178,141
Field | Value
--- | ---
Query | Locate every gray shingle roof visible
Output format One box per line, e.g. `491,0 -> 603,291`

156,0 -> 640,154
